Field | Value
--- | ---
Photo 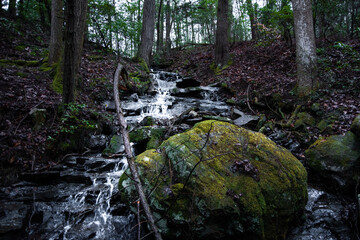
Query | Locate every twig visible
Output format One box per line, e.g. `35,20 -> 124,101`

14,101 -> 44,134
137,199 -> 141,240
246,84 -> 256,115
59,148 -> 91,163
113,63 -> 163,240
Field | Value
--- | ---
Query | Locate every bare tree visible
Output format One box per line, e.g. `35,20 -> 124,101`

49,0 -> 63,65
138,0 -> 156,67
62,0 -> 88,103
215,0 -> 230,66
156,0 -> 164,54
164,0 -> 172,55
292,0 -> 317,96
8,0 -> 16,18
113,63 -> 163,240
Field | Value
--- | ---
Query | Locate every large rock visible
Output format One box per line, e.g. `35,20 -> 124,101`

350,114 -> 360,137
305,131 -> 360,194
119,120 -> 308,240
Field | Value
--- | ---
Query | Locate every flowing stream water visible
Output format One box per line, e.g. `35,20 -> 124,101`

0,71 -> 355,239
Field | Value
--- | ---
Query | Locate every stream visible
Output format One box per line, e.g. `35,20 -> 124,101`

0,71 -> 356,239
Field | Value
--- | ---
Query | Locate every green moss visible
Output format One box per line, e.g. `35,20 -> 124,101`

0,59 -> 40,67
87,55 -> 104,61
316,120 -> 328,132
120,120 -> 307,239
51,60 -> 63,94
305,131 -> 360,172
16,72 -> 27,78
350,114 -> 360,136
15,45 -> 26,51
294,112 -> 316,129
138,57 -> 150,74
129,127 -> 166,150
103,135 -> 124,156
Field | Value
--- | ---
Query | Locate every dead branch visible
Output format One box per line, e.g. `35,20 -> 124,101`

113,63 -> 163,240
246,84 -> 256,115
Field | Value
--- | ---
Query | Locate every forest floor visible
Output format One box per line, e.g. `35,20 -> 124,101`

1,16 -> 360,187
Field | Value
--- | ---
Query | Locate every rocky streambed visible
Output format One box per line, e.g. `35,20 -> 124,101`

0,71 -> 357,239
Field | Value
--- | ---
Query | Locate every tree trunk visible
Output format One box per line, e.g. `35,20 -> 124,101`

215,0 -> 230,67
292,0 -> 317,96
8,0 -> 16,18
38,0 -> 46,27
49,0 -> 63,65
156,0 -> 163,54
113,63 -> 163,240
165,0 -> 171,54
62,0 -> 88,104
246,0 -> 257,41
138,0 -> 156,67
18,0 -> 25,19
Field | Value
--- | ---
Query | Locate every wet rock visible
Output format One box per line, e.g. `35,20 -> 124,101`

294,112 -> 316,129
129,126 -> 166,152
305,131 -> 360,194
234,114 -> 259,127
171,87 -> 203,98
316,120 -> 329,132
60,170 -> 92,184
87,134 -> 107,150
287,187 -> 354,240
21,171 -> 61,184
120,120 -> 308,240
102,135 -> 125,156
139,116 -> 155,126
176,76 -> 201,88
203,115 -> 233,123
350,114 -> 360,137
0,202 -> 29,234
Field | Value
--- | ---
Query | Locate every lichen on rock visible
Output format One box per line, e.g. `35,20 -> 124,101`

119,120 -> 308,239
305,131 -> 360,194
350,114 -> 360,137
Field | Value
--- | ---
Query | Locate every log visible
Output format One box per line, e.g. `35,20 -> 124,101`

113,63 -> 163,240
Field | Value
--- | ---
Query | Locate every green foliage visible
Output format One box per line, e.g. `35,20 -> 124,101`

58,103 -> 97,134
51,60 -> 63,94
317,42 -> 360,93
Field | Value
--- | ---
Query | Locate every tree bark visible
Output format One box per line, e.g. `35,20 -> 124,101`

138,0 -> 156,67
49,0 -> 63,65
8,0 -> 16,18
165,0 -> 172,54
156,0 -> 164,54
215,0 -> 230,67
292,0 -> 317,96
62,0 -> 88,104
246,0 -> 258,41
113,63 -> 163,240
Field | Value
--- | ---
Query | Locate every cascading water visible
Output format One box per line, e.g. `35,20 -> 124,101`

139,72 -> 177,120
0,70 -> 231,240
0,70 -> 354,240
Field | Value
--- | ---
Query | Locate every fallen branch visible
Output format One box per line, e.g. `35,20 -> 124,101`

14,101 -> 44,134
246,84 -> 256,115
113,63 -> 163,240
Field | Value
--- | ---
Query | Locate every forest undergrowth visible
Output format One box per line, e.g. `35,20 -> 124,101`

0,17 -> 359,187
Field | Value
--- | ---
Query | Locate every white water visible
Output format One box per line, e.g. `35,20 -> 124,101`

49,157 -> 129,240
121,71 -> 229,124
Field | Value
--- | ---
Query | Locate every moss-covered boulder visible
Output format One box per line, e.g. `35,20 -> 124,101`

129,126 -> 166,150
294,112 -> 316,129
350,114 -> 360,137
305,131 -> 360,194
102,135 -> 124,156
119,120 -> 308,239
